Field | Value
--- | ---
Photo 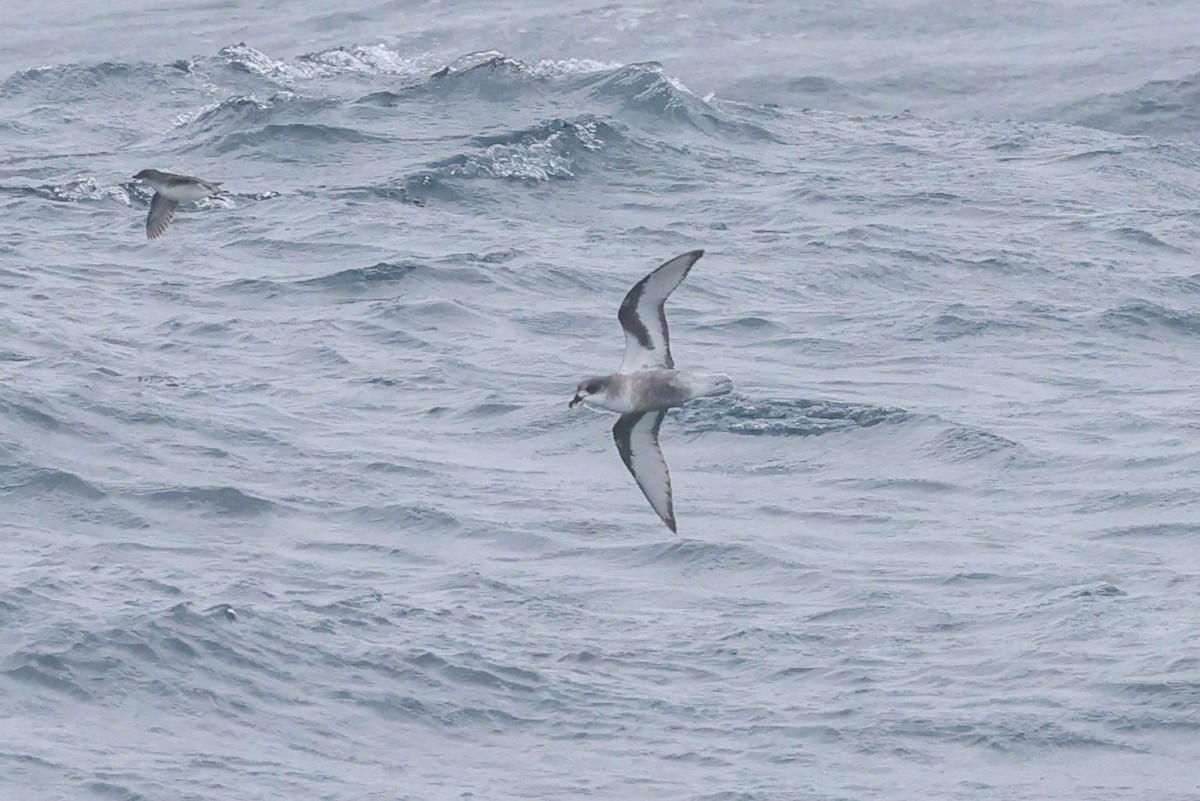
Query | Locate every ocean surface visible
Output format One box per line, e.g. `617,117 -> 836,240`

2,1 -> 1199,799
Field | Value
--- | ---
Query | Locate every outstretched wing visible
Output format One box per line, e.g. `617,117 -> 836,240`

618,249 -> 704,373
146,193 -> 178,240
169,175 -> 223,194
612,410 -> 675,532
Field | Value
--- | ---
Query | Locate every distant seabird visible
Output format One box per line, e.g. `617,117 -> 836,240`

131,169 -> 222,240
570,249 -> 733,532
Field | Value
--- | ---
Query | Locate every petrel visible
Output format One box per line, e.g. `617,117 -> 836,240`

570,249 -> 733,532
132,169 -> 223,240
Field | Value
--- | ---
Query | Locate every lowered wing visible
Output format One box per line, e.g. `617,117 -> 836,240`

612,409 -> 676,532
146,193 -> 178,240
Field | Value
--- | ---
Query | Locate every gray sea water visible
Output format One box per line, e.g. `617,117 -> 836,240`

2,1 -> 1199,799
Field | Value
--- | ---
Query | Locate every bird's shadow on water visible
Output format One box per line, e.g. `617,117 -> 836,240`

672,394 -> 911,437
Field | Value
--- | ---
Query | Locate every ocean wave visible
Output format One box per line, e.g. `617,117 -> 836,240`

359,51 -> 773,137
174,89 -> 391,162
3,651 -> 94,700
219,42 -> 430,84
1108,225 -> 1186,252
434,140 -> 573,182
3,602 -> 276,711
406,649 -> 542,693
334,648 -> 547,728
427,51 -> 539,97
180,91 -> 315,130
886,717 -> 1130,753
349,116 -> 639,197
1155,272 -> 1200,295
0,60 -> 180,102
572,62 -> 777,139
677,397 -> 910,437
574,61 -> 705,118
294,261 -> 420,292
209,122 -> 388,155
0,44 -> 773,152
0,393 -> 71,432
677,397 -> 1029,471
921,307 -> 1013,341
0,347 -> 34,362
548,535 -> 798,578
137,485 -> 278,517
358,51 -> 620,105
428,116 -> 615,183
20,177 -> 132,205
1093,523 -> 1198,539
1099,301 -> 1200,337
624,537 -> 794,571
333,172 -> 458,205
297,44 -> 429,78
219,43 -> 299,81
1060,72 -> 1200,140
919,425 -> 1028,465
344,503 -> 462,532
429,50 -> 624,84
0,465 -> 105,499
693,315 -> 783,335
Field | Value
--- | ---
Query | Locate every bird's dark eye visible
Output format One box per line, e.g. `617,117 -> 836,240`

585,380 -> 602,394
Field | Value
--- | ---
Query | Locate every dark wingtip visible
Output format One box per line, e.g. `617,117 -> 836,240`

665,517 -> 677,533
688,249 -> 705,261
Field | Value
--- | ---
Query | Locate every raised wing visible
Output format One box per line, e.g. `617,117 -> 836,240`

146,193 -> 178,240
618,249 -> 704,373
612,410 -> 675,532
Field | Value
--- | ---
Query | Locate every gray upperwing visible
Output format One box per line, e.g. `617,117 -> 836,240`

617,249 -> 704,373
612,409 -> 676,532
146,193 -> 178,240
167,175 -> 222,193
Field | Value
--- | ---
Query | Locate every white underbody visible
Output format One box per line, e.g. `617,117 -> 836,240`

147,179 -> 218,203
584,368 -> 733,414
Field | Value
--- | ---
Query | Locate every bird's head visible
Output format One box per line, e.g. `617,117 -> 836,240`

569,376 -> 610,408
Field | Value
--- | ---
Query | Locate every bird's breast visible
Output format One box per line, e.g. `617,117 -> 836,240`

616,369 -> 690,412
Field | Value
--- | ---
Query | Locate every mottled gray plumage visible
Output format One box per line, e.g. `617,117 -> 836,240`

571,249 -> 733,531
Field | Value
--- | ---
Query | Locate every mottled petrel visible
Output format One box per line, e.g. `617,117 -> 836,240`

570,249 -> 733,532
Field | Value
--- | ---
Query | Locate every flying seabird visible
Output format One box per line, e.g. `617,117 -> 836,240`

570,249 -> 733,532
131,169 -> 223,240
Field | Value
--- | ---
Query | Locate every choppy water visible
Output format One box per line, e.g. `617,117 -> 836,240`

2,1 -> 1199,799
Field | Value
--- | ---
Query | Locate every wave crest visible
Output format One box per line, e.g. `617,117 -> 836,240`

434,117 -> 610,182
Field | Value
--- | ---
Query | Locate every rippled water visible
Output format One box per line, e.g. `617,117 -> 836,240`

2,1 -> 1199,799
